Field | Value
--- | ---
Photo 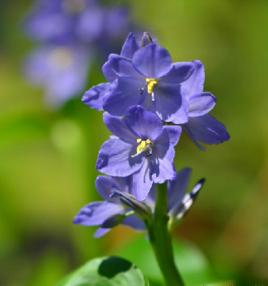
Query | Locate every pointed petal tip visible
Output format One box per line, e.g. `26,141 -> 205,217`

214,128 -> 230,144
198,177 -> 206,184
141,32 -> 153,46
96,153 -> 108,170
126,31 -> 135,39
192,178 -> 206,196
182,167 -> 192,173
175,167 -> 192,179
94,227 -> 110,238
192,59 -> 203,67
95,175 -> 103,184
81,89 -> 92,103
102,111 -> 111,123
73,215 -> 82,224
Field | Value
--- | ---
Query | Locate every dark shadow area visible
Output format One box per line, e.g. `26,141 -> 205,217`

98,256 -> 132,278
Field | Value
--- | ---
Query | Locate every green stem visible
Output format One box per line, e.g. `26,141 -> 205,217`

147,185 -> 185,286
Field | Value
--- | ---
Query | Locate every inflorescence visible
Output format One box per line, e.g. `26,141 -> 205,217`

24,0 -> 132,106
74,32 -> 230,237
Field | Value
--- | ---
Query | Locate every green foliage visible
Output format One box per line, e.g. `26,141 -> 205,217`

57,256 -> 149,286
115,236 -> 216,285
27,252 -> 68,286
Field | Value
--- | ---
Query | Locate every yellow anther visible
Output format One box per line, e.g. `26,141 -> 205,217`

145,78 -> 158,95
134,138 -> 153,156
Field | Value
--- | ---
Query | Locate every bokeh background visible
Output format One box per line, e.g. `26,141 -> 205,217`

1,0 -> 268,285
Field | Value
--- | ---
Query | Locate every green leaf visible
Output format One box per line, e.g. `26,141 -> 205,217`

115,236 -> 217,285
57,256 -> 149,286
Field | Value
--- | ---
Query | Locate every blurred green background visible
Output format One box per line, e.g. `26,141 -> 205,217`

1,0 -> 268,285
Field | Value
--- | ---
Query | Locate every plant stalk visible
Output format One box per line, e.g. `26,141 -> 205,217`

147,185 -> 185,286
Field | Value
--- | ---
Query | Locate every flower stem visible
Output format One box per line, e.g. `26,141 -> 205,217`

147,185 -> 185,286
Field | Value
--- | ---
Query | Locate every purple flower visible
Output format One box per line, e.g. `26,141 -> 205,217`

96,106 -> 182,200
82,82 -> 117,111
24,0 -> 134,105
81,32 -> 156,110
25,0 -> 130,46
74,168 -> 204,237
73,30 -> 229,241
77,6 -> 130,49
81,32 -> 146,110
102,43 -> 194,124
181,60 -> 230,148
73,175 -> 147,238
25,0 -> 86,44
83,33 -> 194,123
25,44 -> 90,106
118,32 -> 154,59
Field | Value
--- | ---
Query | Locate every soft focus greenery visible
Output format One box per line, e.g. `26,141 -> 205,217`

114,236 -> 216,285
1,0 -> 268,285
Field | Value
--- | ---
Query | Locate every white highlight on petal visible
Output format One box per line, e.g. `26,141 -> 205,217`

175,178 -> 205,220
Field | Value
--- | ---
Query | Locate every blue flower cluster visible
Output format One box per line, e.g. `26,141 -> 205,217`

74,33 -> 230,237
24,0 -> 132,106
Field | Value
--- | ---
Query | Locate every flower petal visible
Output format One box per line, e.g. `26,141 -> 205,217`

133,43 -> 173,78
167,168 -> 192,211
173,178 -> 205,220
154,84 -> 188,123
101,213 -> 126,228
102,54 -> 117,82
73,201 -> 124,226
96,137 -> 142,177
154,129 -> 170,159
76,6 -> 104,42
82,83 -> 113,111
188,92 -> 216,117
105,7 -> 130,40
184,114 -> 230,146
124,106 -> 163,141
102,55 -> 141,82
104,76 -> 145,116
96,176 -> 115,200
181,60 -> 205,99
25,45 -> 89,105
139,32 -> 155,47
166,99 -> 189,124
152,146 -> 176,183
160,62 -> 194,84
103,112 -> 136,143
96,176 -> 130,201
163,125 -> 182,146
94,228 -> 111,238
111,189 -> 151,214
123,215 -> 146,230
131,160 -> 153,201
120,32 -> 139,58
25,4 -> 71,42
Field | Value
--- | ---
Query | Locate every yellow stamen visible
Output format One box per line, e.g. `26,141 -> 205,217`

134,138 -> 152,156
145,78 -> 158,95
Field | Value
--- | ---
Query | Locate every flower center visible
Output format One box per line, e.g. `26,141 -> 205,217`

49,48 -> 73,70
145,78 -> 158,101
63,0 -> 87,13
132,138 -> 153,158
